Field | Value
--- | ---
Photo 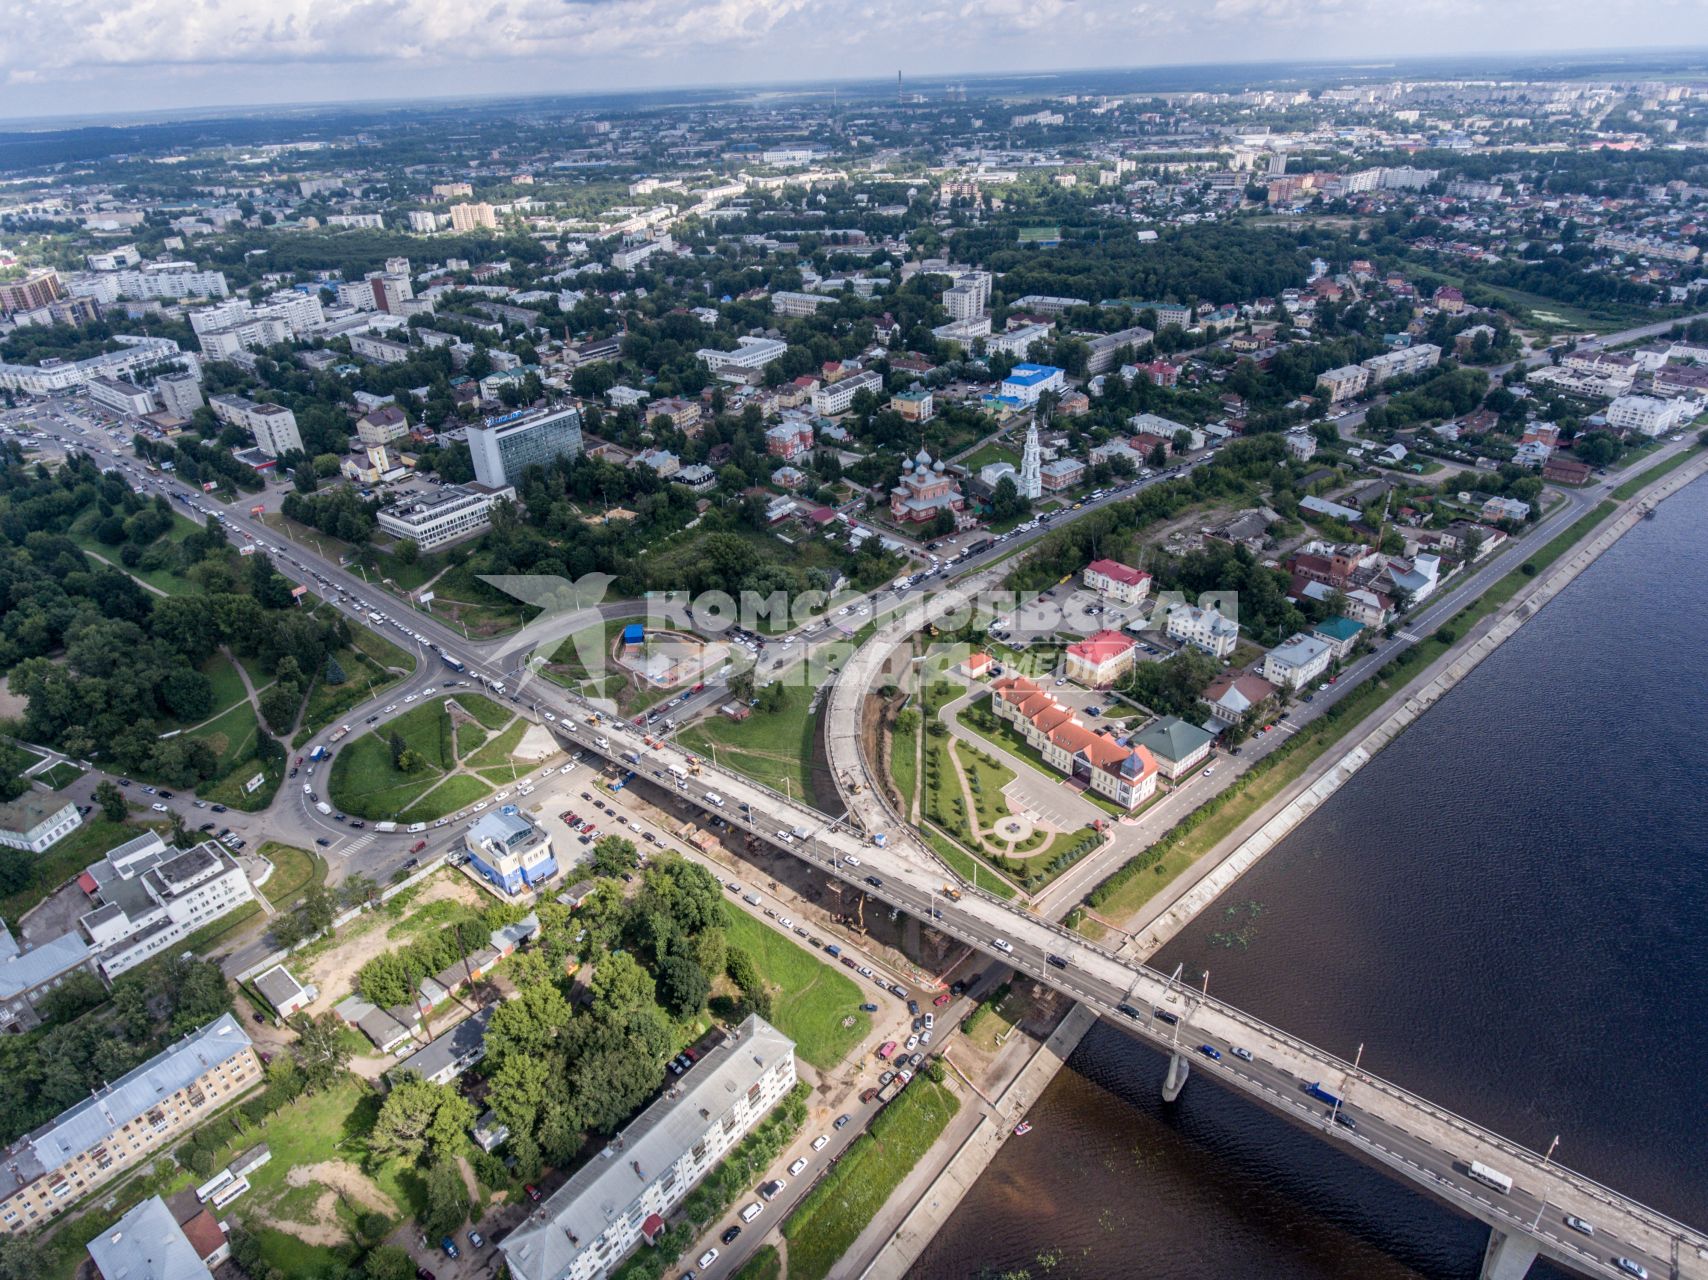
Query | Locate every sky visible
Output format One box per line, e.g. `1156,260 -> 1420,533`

2,0 -> 1707,122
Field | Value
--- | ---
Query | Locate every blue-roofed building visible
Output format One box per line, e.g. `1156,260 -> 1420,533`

621,623 -> 645,648
998,363 -> 1066,407
464,809 -> 557,896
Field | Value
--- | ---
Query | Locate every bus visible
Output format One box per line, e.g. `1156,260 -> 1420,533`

440,653 -> 466,673
1467,1161 -> 1513,1195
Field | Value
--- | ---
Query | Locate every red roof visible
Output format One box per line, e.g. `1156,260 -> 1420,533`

1066,630 -> 1135,665
641,1214 -> 667,1243
1086,558 -> 1149,587
77,870 -> 98,895
179,1210 -> 227,1262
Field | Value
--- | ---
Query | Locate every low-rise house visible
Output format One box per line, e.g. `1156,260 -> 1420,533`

1039,457 -> 1086,491
0,920 -> 98,1033
1200,672 -> 1277,726
1082,558 -> 1152,606
1064,630 -> 1138,688
391,1005 -> 496,1087
1129,716 -> 1216,780
1310,615 -> 1365,660
1480,496 -> 1531,523
1343,587 -> 1393,628
86,1194 -> 229,1280
1262,633 -> 1333,690
251,964 -> 316,1020
1164,602 -> 1240,658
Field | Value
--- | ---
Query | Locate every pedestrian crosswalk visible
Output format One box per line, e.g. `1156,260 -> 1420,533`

339,833 -> 376,858
1397,630 -> 1422,643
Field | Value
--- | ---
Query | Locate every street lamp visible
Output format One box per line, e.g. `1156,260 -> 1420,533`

1530,1137 -> 1560,1229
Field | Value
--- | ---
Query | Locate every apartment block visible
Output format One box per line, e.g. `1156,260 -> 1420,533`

0,1014 -> 261,1234
1360,343 -> 1440,385
467,406 -> 584,488
1316,364 -> 1369,404
208,395 -> 302,457
0,921 -> 97,1034
810,369 -> 883,416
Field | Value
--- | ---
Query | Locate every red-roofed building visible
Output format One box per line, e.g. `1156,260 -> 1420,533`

1064,629 -> 1138,687
990,674 -> 1158,809
961,652 -> 994,679
1434,285 -> 1466,314
1082,558 -> 1152,605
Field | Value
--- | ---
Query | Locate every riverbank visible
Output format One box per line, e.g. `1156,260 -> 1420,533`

1121,444 -> 1708,959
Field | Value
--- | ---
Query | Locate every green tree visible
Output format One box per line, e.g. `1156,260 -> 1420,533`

487,1053 -> 551,1137
362,1245 -> 418,1280
323,652 -> 348,685
589,835 -> 639,878
290,1010 -> 353,1093
658,955 -> 710,1018
484,981 -> 570,1062
94,780 -> 128,822
589,951 -> 655,1022
422,1155 -> 471,1238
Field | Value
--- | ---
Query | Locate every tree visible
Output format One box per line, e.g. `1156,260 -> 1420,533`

485,981 -> 571,1062
290,1011 -> 353,1093
94,780 -> 128,822
323,652 -> 348,685
658,955 -> 710,1018
487,1053 -> 551,1137
589,951 -> 655,1022
0,1235 -> 45,1280
393,538 -> 420,566
362,1245 -> 418,1280
370,1076 -> 447,1163
589,835 -> 639,878
388,731 -> 408,769
422,1155 -> 471,1238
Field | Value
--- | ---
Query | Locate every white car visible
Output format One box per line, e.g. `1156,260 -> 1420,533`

778,917 -> 794,930
788,1157 -> 809,1176
422,686 -> 437,695
494,790 -> 510,802
843,854 -> 862,867
697,1249 -> 719,1270
382,704 -> 398,714
544,712 -> 556,722
992,939 -> 1014,954
473,801 -> 489,811
151,802 -> 169,812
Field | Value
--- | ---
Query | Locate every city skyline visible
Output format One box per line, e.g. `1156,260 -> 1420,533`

2,2 -> 1707,120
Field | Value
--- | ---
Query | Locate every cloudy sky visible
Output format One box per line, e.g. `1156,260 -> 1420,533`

1,0 -> 1705,122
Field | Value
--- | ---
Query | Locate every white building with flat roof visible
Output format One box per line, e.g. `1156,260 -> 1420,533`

0,795 -> 82,854
1606,394 -> 1689,437
376,483 -> 516,550
697,336 -> 790,378
1164,602 -> 1240,658
77,834 -> 256,980
1262,632 -> 1333,689
501,1016 -> 796,1280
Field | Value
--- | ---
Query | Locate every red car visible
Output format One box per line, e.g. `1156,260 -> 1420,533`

524,1184 -> 542,1202
410,838 -> 427,854
933,992 -> 952,1007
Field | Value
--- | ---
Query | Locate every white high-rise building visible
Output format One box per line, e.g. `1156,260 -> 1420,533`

1020,419 -> 1042,500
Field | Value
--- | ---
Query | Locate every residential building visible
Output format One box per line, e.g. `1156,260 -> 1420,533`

889,448 -> 966,525
208,395 -> 302,457
1262,633 -> 1334,690
393,1006 -> 496,1087
764,420 -> 814,460
1064,629 -> 1138,687
377,482 -> 516,551
1128,412 -> 1203,452
88,377 -> 157,416
85,1194 -> 227,1280
811,369 -> 883,416
0,1014 -> 261,1234
78,834 -> 257,980
1039,457 -> 1086,491
357,405 -> 410,447
1084,326 -> 1155,375
612,240 -> 670,271
1480,496 -> 1531,524
1316,365 -> 1369,403
1606,394 -> 1689,437
467,407 -> 584,488
632,448 -> 681,478
0,921 -> 97,1033
0,336 -> 191,396
1343,587 -> 1393,629
772,291 -> 832,317
990,675 -> 1158,810
349,333 -> 411,365
500,1016 -> 796,1280
154,372 -> 204,419
1083,558 -> 1151,606
891,388 -> 935,422
1129,716 -> 1215,781
1283,430 -> 1318,462
1200,672 -> 1277,726
697,336 -> 789,379
998,363 -> 1066,408
1361,343 -> 1440,385
984,324 -> 1053,359
464,808 -> 557,896
0,269 -> 65,315
0,795 -> 82,854
932,316 -> 992,346
1300,494 -> 1362,524
1310,615 -> 1365,660
450,202 -> 499,231
1593,231 -> 1700,264
942,283 -> 984,322
1164,602 -> 1240,658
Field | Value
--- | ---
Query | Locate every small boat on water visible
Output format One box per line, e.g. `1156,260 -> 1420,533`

1013,1121 -> 1032,1136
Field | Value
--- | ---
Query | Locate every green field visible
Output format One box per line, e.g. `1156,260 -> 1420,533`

396,773 -> 494,823
326,699 -> 456,819
1613,443 -> 1702,500
258,841 -> 325,907
679,682 -> 823,800
721,904 -> 870,1069
466,719 -> 528,769
68,507 -> 208,596
781,1076 -> 960,1280
455,691 -> 514,730
195,699 -> 261,771
731,1246 -> 781,1280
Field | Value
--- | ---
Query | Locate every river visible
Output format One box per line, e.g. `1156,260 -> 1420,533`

908,472 -> 1708,1280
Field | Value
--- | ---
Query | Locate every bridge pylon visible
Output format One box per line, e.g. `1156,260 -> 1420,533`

1161,1050 -> 1191,1102
1479,1228 -> 1539,1280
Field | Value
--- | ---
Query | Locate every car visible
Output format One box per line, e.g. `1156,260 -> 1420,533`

788,1156 -> 809,1176
415,1269 -> 436,1280
905,1034 -> 919,1051
812,1134 -> 830,1151
843,853 -> 862,867
1613,1260 -> 1648,1279
907,999 -> 920,1016
151,802 -> 169,812
721,1225 -> 742,1245
759,1179 -> 785,1200
834,1114 -> 851,1129
383,704 -> 398,713
1201,766 -> 1215,778
158,790 -> 173,799
1231,1046 -> 1254,1063
316,837 -> 332,847
992,939 -> 1014,954
860,1002 -> 878,1013
1563,1215 -> 1595,1237
1197,1044 -> 1222,1061
440,1238 -> 460,1259
1153,1008 -> 1180,1025
468,1230 -> 485,1248
1332,1110 -> 1357,1130
198,821 -> 216,831
697,1248 -> 720,1269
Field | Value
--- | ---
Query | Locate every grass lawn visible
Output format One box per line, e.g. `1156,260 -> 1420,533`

922,825 -> 1019,900
194,699 -> 261,772
960,441 -> 1021,471
455,692 -> 514,730
396,773 -> 494,822
259,841 -> 325,907
721,904 -> 870,1070
781,1076 -> 960,1280
889,709 -> 921,818
455,721 -> 489,756
347,624 -> 418,675
1613,443 -> 1702,500
38,760 -> 85,789
426,562 -> 532,636
466,720 -> 528,769
731,1245 -> 781,1280
327,700 -> 456,820
0,817 -> 166,926
678,681 -> 823,800
293,639 -> 414,747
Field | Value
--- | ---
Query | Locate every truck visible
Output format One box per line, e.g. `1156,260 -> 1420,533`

622,750 -> 641,766
308,745 -> 329,762
875,1075 -> 906,1105
375,822 -> 398,833
668,765 -> 689,787
1303,1081 -> 1343,1109
940,884 -> 962,901
440,653 -> 465,673
328,725 -> 351,744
